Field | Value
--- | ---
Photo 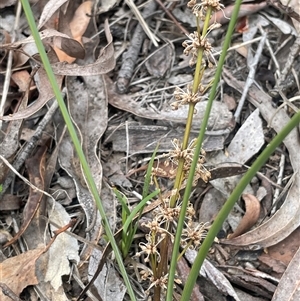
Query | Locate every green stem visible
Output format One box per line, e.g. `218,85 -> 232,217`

182,109 -> 300,299
192,6 -> 212,93
169,103 -> 195,208
20,1 -> 137,300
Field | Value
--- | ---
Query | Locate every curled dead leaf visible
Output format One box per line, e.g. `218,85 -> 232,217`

53,1 -> 93,63
69,1 -> 93,40
51,19 -> 115,75
0,66 -> 63,121
228,193 -> 261,239
38,0 -> 69,30
53,36 -> 85,60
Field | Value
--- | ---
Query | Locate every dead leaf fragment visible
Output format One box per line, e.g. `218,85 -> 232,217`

38,0 -> 69,30
272,246 -> 300,301
52,36 -> 85,61
4,144 -> 48,248
275,0 -> 300,33
145,44 -> 174,77
11,70 -> 33,92
0,248 -> 43,300
0,65 -> 63,121
88,248 -> 126,301
228,194 -> 261,239
45,199 -> 80,291
51,20 -> 115,75
53,1 -> 93,63
69,1 -> 93,40
222,69 -> 300,248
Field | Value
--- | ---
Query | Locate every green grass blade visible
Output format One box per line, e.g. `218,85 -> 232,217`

183,109 -> 300,299
142,144 -> 159,199
123,189 -> 160,235
114,188 -> 131,217
20,1 -> 137,299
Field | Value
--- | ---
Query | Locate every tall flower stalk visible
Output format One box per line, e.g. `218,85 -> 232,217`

135,1 -> 228,300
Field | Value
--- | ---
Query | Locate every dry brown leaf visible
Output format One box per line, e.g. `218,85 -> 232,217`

0,28 -> 76,49
0,247 -> 43,300
0,65 -> 64,121
52,36 -> 85,62
51,20 -> 115,75
228,194 -> 261,239
69,1 -> 93,40
45,200 -> 80,291
4,144 -> 48,248
53,1 -> 93,63
272,246 -> 300,301
38,0 -> 69,30
0,28 -> 84,66
11,70 -> 33,92
267,227 -> 300,266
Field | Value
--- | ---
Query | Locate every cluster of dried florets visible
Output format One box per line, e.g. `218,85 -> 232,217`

183,31 -> 213,66
168,138 -> 211,184
171,84 -> 201,110
183,0 -> 223,67
137,136 -> 210,256
188,0 -> 225,19
181,221 -> 210,249
140,272 -> 182,294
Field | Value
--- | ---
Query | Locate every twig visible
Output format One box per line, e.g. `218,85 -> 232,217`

279,35 -> 300,82
267,0 -> 300,23
117,0 -> 158,93
234,30 -> 267,121
0,282 -> 23,301
271,153 -> 285,214
0,154 -> 54,200
125,0 -> 159,47
0,2 -> 22,131
154,0 -> 189,35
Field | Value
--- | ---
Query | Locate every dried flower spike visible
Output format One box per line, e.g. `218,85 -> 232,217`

188,0 -> 225,19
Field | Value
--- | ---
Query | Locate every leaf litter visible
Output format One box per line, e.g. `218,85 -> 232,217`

0,1 -> 300,300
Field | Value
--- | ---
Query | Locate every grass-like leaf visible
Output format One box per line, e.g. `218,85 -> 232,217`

20,1 -> 137,299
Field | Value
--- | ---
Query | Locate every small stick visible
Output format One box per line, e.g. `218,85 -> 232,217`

154,0 -> 189,35
0,1 -> 22,130
117,0 -> 158,93
271,153 -> 285,214
234,29 -> 267,121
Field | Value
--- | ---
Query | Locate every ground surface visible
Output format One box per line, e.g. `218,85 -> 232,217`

0,0 -> 300,300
